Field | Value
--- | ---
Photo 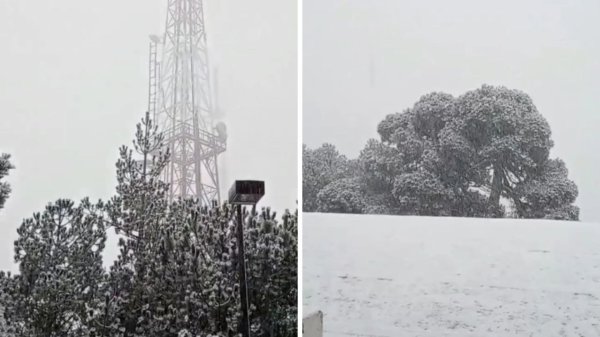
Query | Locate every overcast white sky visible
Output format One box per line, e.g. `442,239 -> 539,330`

304,0 -> 600,222
0,0 -> 297,271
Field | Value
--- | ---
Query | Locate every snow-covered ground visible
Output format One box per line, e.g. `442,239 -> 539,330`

303,213 -> 600,337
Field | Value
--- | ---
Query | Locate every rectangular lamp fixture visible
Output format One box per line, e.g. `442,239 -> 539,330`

228,180 -> 265,205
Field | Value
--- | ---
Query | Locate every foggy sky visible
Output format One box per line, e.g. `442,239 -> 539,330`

0,0 -> 297,272
304,0 -> 600,222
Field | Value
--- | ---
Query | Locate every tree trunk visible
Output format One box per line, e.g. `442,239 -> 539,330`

489,166 -> 503,208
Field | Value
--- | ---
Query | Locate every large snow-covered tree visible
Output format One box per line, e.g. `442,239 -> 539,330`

443,85 -> 555,210
304,85 -> 579,219
0,153 -> 13,211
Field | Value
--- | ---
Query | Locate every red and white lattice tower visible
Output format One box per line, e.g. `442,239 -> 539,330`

148,0 -> 226,205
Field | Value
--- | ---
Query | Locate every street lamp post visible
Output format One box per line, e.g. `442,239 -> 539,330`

228,180 -> 265,337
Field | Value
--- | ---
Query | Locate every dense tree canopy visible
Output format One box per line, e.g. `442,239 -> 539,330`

304,85 -> 579,220
0,113 -> 298,337
513,158 -> 579,220
7,199 -> 106,337
302,144 -> 353,212
316,178 -> 365,214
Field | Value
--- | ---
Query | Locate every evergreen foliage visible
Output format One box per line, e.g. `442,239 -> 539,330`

0,153 -> 13,211
316,178 -> 366,214
303,85 -> 579,220
513,159 -> 579,220
0,113 -> 297,337
302,144 -> 352,212
8,199 -> 106,336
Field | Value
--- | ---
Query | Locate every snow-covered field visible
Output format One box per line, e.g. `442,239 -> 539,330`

303,213 -> 600,337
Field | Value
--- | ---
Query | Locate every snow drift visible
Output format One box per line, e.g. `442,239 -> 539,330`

303,213 -> 600,336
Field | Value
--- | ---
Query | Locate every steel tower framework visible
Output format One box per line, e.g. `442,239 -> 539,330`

149,0 -> 226,205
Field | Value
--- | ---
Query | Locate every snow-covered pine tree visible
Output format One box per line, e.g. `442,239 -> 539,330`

0,153 -> 14,211
0,112 -> 298,337
275,209 -> 298,335
337,85 -> 579,219
0,304 -> 14,337
100,112 -> 239,336
107,111 -> 170,238
0,272 -> 18,337
118,200 -> 297,337
144,201 -> 240,336
99,111 -> 171,336
0,154 -> 16,335
79,111 -> 296,336
445,85 -> 554,213
244,207 -> 298,337
10,198 -> 106,337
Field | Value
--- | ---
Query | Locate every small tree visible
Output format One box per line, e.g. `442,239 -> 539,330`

316,178 -> 365,214
303,144 -> 352,212
392,170 -> 455,216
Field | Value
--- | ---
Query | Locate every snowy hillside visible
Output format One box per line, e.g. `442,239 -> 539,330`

303,213 -> 600,337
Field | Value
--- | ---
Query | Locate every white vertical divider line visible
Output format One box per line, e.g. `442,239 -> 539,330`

297,0 -> 304,334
